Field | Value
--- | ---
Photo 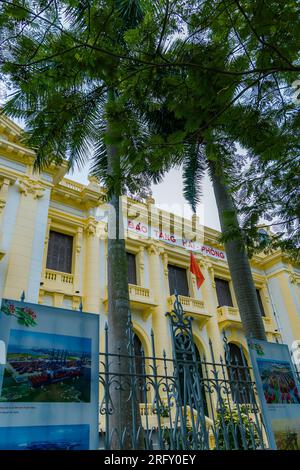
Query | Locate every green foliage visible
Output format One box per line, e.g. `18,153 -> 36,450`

0,0 -> 155,201
182,143 -> 206,213
214,402 -> 261,450
0,0 -> 299,256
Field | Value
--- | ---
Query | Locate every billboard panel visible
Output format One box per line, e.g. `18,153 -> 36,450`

248,339 -> 300,450
0,299 -> 99,450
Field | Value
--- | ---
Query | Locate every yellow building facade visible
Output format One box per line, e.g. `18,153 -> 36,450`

0,114 -> 300,368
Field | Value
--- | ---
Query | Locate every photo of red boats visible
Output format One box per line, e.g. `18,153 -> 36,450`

0,329 -> 92,402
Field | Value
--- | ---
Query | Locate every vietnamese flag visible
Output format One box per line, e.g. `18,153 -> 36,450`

190,252 -> 205,289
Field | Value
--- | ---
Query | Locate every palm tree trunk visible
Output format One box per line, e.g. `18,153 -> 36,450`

107,179 -> 134,448
106,108 -> 143,449
209,161 -> 267,340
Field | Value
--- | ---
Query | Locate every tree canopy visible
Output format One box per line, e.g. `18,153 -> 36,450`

0,0 -> 299,258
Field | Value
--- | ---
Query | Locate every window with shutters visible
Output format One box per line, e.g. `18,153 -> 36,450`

126,252 -> 137,285
168,265 -> 189,297
215,278 -> 233,307
256,289 -> 266,317
226,343 -> 251,404
46,230 -> 73,274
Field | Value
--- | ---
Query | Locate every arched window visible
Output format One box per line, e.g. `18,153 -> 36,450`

175,333 -> 208,416
226,343 -> 251,404
133,333 -> 146,403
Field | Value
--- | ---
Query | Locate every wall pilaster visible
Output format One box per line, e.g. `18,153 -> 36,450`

147,243 -> 172,358
83,218 -> 101,313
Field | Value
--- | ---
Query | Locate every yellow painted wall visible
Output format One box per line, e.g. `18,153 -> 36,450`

0,115 -> 299,366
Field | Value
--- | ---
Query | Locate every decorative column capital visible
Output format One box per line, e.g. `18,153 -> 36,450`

44,218 -> 52,245
206,262 -> 216,288
0,199 -> 6,214
85,220 -> 97,237
17,176 -> 45,199
147,242 -> 160,256
161,251 -> 169,278
137,246 -> 145,267
288,270 -> 297,284
0,177 -> 11,213
76,227 -> 83,252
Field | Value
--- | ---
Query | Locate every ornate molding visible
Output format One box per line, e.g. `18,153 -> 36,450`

288,270 -> 297,284
98,225 -> 107,239
197,257 -> 207,270
138,246 -> 145,271
260,283 -> 270,303
0,178 -> 11,213
44,218 -> 52,245
162,252 -> 169,278
85,221 -> 97,237
0,198 -> 6,214
206,262 -> 215,288
76,227 -> 83,252
287,264 -> 297,284
17,177 -> 45,199
147,243 -> 159,256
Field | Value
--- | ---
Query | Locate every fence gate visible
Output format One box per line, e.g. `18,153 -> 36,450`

99,295 -> 267,450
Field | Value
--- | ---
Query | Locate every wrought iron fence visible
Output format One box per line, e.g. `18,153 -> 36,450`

99,295 -> 268,450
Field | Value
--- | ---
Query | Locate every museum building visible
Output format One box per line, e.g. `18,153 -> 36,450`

0,113 -> 300,375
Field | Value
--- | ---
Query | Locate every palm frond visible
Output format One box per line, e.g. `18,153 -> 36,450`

182,142 -> 206,212
116,0 -> 144,28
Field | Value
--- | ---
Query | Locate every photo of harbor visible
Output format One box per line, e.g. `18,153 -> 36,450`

0,329 -> 92,402
0,424 -> 90,450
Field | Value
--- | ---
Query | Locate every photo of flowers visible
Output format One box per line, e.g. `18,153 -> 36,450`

257,359 -> 300,405
1,300 -> 37,327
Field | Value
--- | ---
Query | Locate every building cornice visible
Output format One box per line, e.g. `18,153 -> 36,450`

0,114 -> 24,141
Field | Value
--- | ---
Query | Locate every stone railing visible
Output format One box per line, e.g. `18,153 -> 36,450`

45,269 -> 74,284
167,295 -> 211,326
176,295 -> 205,311
262,315 -> 278,334
102,284 -> 156,313
217,306 -> 279,335
216,306 -> 242,328
43,269 -> 74,294
59,179 -> 84,192
129,284 -> 152,300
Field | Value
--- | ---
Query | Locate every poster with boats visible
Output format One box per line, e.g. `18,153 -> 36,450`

0,299 -> 99,450
248,339 -> 300,450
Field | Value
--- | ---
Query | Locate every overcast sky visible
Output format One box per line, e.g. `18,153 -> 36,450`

68,165 -> 221,231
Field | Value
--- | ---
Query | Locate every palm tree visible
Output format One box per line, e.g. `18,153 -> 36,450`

0,0 -> 148,448
135,50 -> 268,340
162,139 -> 267,340
208,158 -> 267,340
